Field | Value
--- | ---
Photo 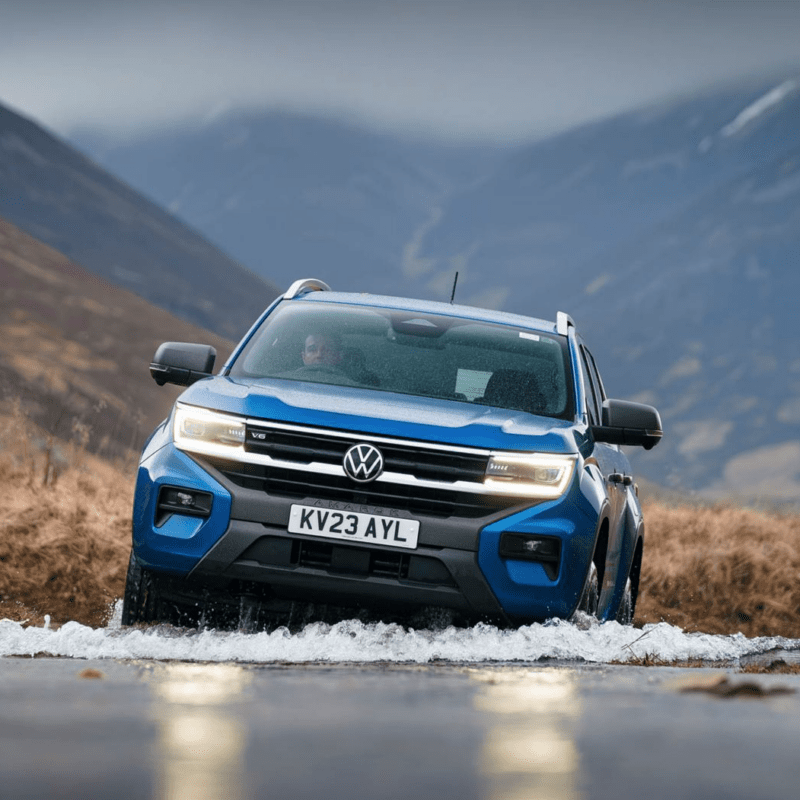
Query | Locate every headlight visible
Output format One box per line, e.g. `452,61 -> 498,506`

173,404 -> 246,456
484,453 -> 575,498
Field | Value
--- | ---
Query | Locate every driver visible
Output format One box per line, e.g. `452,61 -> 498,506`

287,331 -> 378,386
301,333 -> 343,367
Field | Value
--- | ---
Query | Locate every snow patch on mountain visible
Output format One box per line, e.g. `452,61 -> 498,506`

720,78 -> 800,137
402,207 -> 443,278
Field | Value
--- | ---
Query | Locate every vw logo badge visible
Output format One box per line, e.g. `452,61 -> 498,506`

343,443 -> 384,483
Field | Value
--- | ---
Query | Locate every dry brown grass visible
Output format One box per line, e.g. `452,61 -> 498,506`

0,409 -> 131,628
636,500 -> 800,638
1,215 -> 237,628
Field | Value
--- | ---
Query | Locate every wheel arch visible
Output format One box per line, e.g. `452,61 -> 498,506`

570,506 -> 610,619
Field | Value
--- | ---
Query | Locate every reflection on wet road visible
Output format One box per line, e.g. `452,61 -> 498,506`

0,658 -> 799,800
152,664 -> 251,800
472,669 -> 581,800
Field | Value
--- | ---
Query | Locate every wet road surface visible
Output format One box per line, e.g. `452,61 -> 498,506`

1,657 -> 798,800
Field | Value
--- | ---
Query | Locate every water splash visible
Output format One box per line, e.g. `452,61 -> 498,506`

1,615 -> 798,664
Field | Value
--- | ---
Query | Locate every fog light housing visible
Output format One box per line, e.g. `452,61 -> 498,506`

156,486 -> 214,527
499,532 -> 561,580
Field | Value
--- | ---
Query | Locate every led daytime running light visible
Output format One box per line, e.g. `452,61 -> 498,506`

484,454 -> 575,498
173,405 -> 246,456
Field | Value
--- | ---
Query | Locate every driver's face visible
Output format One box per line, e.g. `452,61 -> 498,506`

302,334 -> 342,365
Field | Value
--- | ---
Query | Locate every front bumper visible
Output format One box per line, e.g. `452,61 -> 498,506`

133,442 -> 599,623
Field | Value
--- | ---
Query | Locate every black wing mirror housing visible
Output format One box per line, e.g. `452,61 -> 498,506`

591,399 -> 663,450
150,342 -> 217,386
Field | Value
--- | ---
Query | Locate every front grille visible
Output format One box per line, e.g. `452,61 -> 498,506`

204,457 -> 519,518
245,424 -> 489,483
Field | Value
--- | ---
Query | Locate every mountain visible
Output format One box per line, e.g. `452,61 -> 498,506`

566,142 -> 800,501
0,215 -> 233,463
72,111 -> 506,298
416,74 -> 800,309
0,103 -> 279,340
57,73 -> 800,501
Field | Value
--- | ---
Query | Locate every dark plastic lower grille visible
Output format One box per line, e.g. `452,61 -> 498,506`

236,535 -> 456,586
298,540 -> 410,577
203,457 -> 519,518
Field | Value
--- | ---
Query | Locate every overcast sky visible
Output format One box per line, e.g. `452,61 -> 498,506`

2,0 -> 799,144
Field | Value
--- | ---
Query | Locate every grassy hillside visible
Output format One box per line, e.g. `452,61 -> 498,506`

0,420 -> 131,628
1,215 -> 235,466
636,501 -> 800,638
1,102 -> 280,339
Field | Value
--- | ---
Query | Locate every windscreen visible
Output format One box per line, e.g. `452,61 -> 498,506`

228,302 -> 574,419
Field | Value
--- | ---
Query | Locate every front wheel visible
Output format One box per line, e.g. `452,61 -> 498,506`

121,550 -> 163,626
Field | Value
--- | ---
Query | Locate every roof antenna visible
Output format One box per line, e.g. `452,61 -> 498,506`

449,271 -> 459,304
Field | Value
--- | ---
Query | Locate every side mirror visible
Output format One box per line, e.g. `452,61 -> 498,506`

150,342 -> 217,386
591,399 -> 663,450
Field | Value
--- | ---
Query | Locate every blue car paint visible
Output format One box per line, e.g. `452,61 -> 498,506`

566,328 -> 588,422
133,443 -> 232,575
476,472 -> 600,619
179,377 -> 577,453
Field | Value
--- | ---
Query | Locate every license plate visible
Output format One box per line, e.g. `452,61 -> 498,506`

288,504 -> 419,550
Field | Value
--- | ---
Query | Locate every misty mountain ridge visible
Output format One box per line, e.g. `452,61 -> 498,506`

73,110 -> 509,299
415,74 -> 800,305
0,102 -> 279,340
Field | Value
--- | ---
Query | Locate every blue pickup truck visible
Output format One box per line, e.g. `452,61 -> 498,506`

123,279 -> 662,629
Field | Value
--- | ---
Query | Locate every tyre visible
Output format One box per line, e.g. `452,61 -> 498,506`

577,561 -> 599,617
122,550 -> 209,628
616,577 -> 634,625
121,549 -> 162,626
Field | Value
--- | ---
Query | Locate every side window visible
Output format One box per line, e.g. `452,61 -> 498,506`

585,347 -> 608,425
578,345 -> 600,425
585,348 -> 607,404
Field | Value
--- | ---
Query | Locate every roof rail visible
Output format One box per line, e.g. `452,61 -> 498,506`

556,311 -> 575,336
284,278 -> 332,299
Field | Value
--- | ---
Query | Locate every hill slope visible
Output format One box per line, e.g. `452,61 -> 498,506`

566,145 -> 800,498
0,103 -> 279,339
0,215 -> 233,463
